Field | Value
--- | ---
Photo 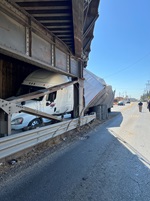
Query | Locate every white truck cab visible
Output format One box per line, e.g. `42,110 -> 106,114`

11,69 -> 74,130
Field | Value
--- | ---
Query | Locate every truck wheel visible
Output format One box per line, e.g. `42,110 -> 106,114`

28,118 -> 42,129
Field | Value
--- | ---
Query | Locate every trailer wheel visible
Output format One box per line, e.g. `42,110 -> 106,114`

28,118 -> 42,129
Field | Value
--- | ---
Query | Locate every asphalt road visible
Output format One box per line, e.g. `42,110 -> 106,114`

1,102 -> 150,201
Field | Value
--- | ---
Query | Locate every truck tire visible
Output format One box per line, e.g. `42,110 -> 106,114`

28,118 -> 42,129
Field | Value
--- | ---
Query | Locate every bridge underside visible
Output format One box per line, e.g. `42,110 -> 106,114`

0,0 -> 100,135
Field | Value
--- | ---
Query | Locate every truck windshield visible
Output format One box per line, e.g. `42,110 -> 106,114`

16,85 -> 45,101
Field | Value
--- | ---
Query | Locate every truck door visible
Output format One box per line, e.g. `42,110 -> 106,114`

43,91 -> 58,115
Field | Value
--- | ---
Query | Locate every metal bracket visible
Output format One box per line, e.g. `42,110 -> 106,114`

0,99 -> 23,115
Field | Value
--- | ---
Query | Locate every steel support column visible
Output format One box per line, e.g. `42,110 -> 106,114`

79,78 -> 84,117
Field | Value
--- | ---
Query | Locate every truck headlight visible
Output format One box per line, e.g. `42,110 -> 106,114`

11,118 -> 23,125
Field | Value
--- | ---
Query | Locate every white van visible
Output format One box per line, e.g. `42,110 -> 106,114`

11,69 -> 74,130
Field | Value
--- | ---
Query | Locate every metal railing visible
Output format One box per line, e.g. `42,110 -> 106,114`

0,114 -> 96,160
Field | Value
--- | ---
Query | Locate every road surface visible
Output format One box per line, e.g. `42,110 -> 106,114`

1,102 -> 150,201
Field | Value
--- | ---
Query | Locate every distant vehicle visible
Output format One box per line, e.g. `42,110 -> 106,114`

118,101 -> 125,106
126,100 -> 130,104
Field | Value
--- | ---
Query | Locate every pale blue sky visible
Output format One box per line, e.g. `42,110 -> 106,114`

87,0 -> 150,99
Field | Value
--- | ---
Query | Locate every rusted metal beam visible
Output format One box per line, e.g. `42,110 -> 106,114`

72,0 -> 84,56
0,97 -> 61,121
21,106 -> 61,121
83,15 -> 99,39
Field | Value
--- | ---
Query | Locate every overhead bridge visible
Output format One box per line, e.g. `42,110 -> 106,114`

0,0 -> 100,76
0,0 -> 100,136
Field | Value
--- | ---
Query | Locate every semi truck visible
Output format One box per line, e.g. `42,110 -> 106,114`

83,69 -> 114,113
10,69 -> 74,130
9,68 -> 114,130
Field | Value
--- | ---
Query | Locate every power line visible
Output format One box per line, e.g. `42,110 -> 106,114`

104,52 -> 150,79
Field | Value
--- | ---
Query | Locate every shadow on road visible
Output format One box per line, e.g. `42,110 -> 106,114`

1,110 -> 150,201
